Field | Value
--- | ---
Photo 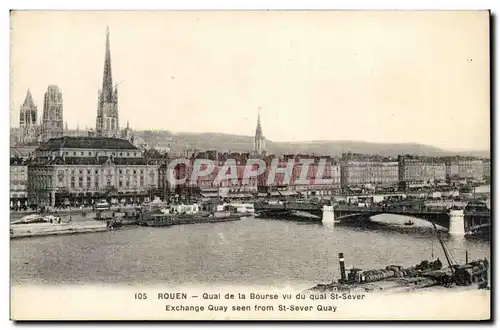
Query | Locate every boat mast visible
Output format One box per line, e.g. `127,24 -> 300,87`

431,239 -> 434,259
431,221 -> 455,275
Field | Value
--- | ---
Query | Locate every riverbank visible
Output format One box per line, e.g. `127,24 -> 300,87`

10,221 -> 109,239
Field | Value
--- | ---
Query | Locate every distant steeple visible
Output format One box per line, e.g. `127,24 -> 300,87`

253,107 -> 266,154
102,26 -> 113,103
64,121 -> 68,131
255,107 -> 263,138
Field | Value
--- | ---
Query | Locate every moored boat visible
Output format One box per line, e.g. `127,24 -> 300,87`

138,202 -> 243,227
307,220 -> 490,294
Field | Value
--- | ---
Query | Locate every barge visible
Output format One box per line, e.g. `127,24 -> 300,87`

307,221 -> 490,294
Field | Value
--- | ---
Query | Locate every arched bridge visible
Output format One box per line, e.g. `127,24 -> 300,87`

254,201 -> 490,232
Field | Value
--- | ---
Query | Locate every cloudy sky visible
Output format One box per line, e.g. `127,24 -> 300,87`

10,10 -> 490,151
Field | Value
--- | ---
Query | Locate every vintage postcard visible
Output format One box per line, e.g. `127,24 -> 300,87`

9,10 -> 491,321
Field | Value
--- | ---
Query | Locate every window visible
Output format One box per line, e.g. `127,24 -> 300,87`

127,153 -> 130,156
64,152 -> 68,155
119,170 -> 123,174
134,153 -> 136,156
95,170 -> 98,174
73,152 -> 76,156
88,152 -> 92,156
87,169 -> 90,174
79,170 -> 83,175
120,153 -> 123,156
119,181 -> 123,187
126,181 -> 130,187
81,152 -> 84,156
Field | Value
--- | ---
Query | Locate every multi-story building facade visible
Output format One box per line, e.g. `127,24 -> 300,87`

258,154 -> 341,197
10,157 -> 28,209
457,159 -> 484,181
398,155 -> 446,190
27,136 -> 158,207
445,157 -> 484,182
158,152 -> 260,200
40,85 -> 64,142
96,27 -> 120,138
340,153 -> 399,192
18,89 -> 40,145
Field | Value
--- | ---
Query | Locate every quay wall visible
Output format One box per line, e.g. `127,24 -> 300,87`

10,221 -> 108,239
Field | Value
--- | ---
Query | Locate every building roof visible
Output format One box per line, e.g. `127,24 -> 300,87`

37,136 -> 138,151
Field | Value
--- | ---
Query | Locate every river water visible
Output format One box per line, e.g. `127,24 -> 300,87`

10,214 -> 490,288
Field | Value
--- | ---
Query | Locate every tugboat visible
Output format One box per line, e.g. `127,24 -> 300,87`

307,220 -> 489,294
404,220 -> 415,226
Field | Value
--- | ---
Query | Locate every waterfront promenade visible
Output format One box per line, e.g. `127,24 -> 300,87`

10,209 -> 117,239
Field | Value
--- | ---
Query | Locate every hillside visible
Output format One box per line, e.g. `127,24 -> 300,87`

9,128 -> 489,158
133,131 -> 490,158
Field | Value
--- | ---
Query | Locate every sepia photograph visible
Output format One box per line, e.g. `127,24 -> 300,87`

8,9 -> 491,321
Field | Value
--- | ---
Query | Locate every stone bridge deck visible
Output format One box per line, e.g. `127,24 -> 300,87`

255,202 -> 491,232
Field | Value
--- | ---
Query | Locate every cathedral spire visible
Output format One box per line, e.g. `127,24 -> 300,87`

102,26 -> 113,103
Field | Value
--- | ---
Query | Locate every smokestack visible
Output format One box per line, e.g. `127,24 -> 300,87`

338,253 -> 346,282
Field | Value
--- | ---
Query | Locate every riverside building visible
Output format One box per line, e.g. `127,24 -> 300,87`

27,136 -> 159,207
10,157 -> 29,209
397,155 -> 446,191
340,153 -> 399,193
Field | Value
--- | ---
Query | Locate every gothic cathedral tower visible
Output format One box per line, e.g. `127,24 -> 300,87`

41,85 -> 64,142
253,109 -> 266,155
19,89 -> 39,145
96,27 -> 119,138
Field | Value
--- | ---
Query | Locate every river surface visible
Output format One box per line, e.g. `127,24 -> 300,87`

10,213 -> 490,288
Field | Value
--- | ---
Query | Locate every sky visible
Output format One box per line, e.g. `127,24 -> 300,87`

10,10 -> 490,151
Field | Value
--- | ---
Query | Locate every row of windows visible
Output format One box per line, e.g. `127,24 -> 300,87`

10,180 -> 27,185
66,175 -> 146,182
67,169 -> 147,175
63,151 -> 139,157
11,174 -> 28,181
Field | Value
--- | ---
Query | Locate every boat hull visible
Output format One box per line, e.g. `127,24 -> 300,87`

141,214 -> 242,227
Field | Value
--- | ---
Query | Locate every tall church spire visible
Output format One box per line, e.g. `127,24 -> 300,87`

96,26 -> 120,138
253,107 -> 266,155
255,107 -> 263,138
102,26 -> 113,103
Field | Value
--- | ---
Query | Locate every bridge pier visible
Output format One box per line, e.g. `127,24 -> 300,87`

322,205 -> 335,225
448,209 -> 465,236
